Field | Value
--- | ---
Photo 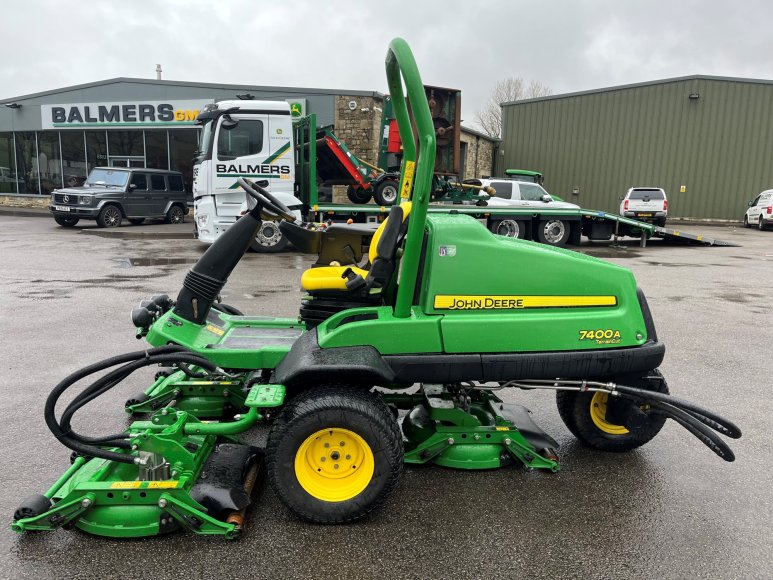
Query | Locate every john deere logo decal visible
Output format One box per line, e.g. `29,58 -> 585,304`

290,102 -> 303,117
433,295 -> 618,310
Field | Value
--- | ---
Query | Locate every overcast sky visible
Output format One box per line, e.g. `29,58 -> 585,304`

3,0 -> 771,129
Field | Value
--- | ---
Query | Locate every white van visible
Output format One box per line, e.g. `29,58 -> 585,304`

620,187 -> 668,226
744,190 -> 773,230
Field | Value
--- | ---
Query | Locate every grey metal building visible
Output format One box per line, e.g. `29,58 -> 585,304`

0,78 -> 380,196
499,75 -> 773,220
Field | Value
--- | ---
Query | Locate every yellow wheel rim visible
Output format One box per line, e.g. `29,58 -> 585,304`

294,428 -> 375,502
590,392 -> 630,435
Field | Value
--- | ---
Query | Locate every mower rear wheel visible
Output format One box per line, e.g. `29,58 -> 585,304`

266,386 -> 402,523
556,374 -> 669,452
346,185 -> 373,204
373,179 -> 399,206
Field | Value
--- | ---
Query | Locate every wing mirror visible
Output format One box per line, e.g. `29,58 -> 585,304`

748,200 -> 753,207
221,115 -> 239,130
128,183 -> 136,191
541,194 -> 551,203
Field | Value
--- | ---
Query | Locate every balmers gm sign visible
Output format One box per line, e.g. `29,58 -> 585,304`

41,100 -> 213,129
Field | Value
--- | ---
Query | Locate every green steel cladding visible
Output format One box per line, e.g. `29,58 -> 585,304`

500,77 -> 773,220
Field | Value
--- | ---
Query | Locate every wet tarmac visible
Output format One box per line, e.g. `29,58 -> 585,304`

0,217 -> 771,579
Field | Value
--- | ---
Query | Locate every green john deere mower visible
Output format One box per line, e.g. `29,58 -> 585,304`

12,39 -> 740,538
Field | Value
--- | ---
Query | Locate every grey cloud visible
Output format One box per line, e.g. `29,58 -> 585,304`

2,0 -> 771,130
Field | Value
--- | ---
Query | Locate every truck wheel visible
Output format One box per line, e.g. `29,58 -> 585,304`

346,185 -> 372,204
373,180 -> 399,206
536,219 -> 570,246
165,205 -> 185,224
267,386 -> 403,524
556,373 -> 669,452
54,215 -> 79,227
490,219 -> 525,239
250,220 -> 289,253
97,205 -> 122,228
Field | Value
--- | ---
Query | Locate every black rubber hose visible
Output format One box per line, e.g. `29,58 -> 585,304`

57,352 -> 220,447
615,384 -> 741,439
44,346 -> 210,464
177,363 -> 209,379
630,397 -> 736,462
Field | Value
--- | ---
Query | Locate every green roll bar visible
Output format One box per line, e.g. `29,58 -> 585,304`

386,38 -> 436,319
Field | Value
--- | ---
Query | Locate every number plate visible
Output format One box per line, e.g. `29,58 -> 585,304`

54,205 -> 71,212
637,213 -> 652,217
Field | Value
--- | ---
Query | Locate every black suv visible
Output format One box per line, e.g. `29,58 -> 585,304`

49,167 -> 189,228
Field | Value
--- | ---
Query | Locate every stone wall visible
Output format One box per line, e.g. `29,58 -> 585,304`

332,95 -> 384,203
460,128 -> 497,180
0,195 -> 48,208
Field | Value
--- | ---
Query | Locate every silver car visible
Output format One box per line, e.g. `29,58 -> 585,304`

480,179 -> 580,210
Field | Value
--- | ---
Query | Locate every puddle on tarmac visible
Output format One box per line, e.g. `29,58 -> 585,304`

113,257 -> 200,268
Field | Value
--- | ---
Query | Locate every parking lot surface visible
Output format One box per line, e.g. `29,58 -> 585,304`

0,217 -> 770,579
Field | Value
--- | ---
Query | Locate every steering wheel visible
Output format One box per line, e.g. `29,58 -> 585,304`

237,177 -> 296,223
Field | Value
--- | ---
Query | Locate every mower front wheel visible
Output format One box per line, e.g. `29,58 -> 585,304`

556,373 -> 669,452
266,386 -> 402,523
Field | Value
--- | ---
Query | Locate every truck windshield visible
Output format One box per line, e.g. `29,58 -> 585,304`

86,169 -> 129,187
198,119 -> 214,160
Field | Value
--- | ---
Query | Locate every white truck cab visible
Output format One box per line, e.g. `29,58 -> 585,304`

193,100 -> 303,252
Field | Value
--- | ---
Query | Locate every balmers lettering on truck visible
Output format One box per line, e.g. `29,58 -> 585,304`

433,295 -> 618,310
216,164 -> 291,177
41,100 -> 212,129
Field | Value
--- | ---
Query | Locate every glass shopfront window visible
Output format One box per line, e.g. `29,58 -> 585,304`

15,132 -> 38,194
38,131 -> 63,195
61,131 -> 87,187
169,129 -> 198,192
108,130 -> 144,158
145,131 -> 169,170
0,133 -> 18,194
86,131 -> 108,172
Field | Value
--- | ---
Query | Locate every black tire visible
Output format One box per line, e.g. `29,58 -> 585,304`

759,216 -> 766,231
373,179 -> 399,206
165,205 -> 185,224
536,219 -> 570,246
266,386 -> 403,524
54,215 -> 79,227
556,372 -> 669,452
128,218 -> 145,225
97,205 -> 122,228
346,185 -> 373,204
250,220 -> 289,253
743,215 -> 749,228
490,219 -> 526,239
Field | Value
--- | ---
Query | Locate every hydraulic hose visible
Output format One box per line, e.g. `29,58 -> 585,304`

614,384 -> 742,439
45,346 -> 225,465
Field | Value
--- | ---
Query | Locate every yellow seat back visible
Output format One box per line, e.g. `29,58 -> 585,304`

368,202 -> 412,263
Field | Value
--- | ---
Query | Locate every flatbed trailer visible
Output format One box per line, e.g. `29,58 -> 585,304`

308,203 -> 737,247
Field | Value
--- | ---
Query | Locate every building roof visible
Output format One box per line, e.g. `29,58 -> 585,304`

501,74 -> 773,107
1,77 -> 383,103
460,124 -> 500,142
